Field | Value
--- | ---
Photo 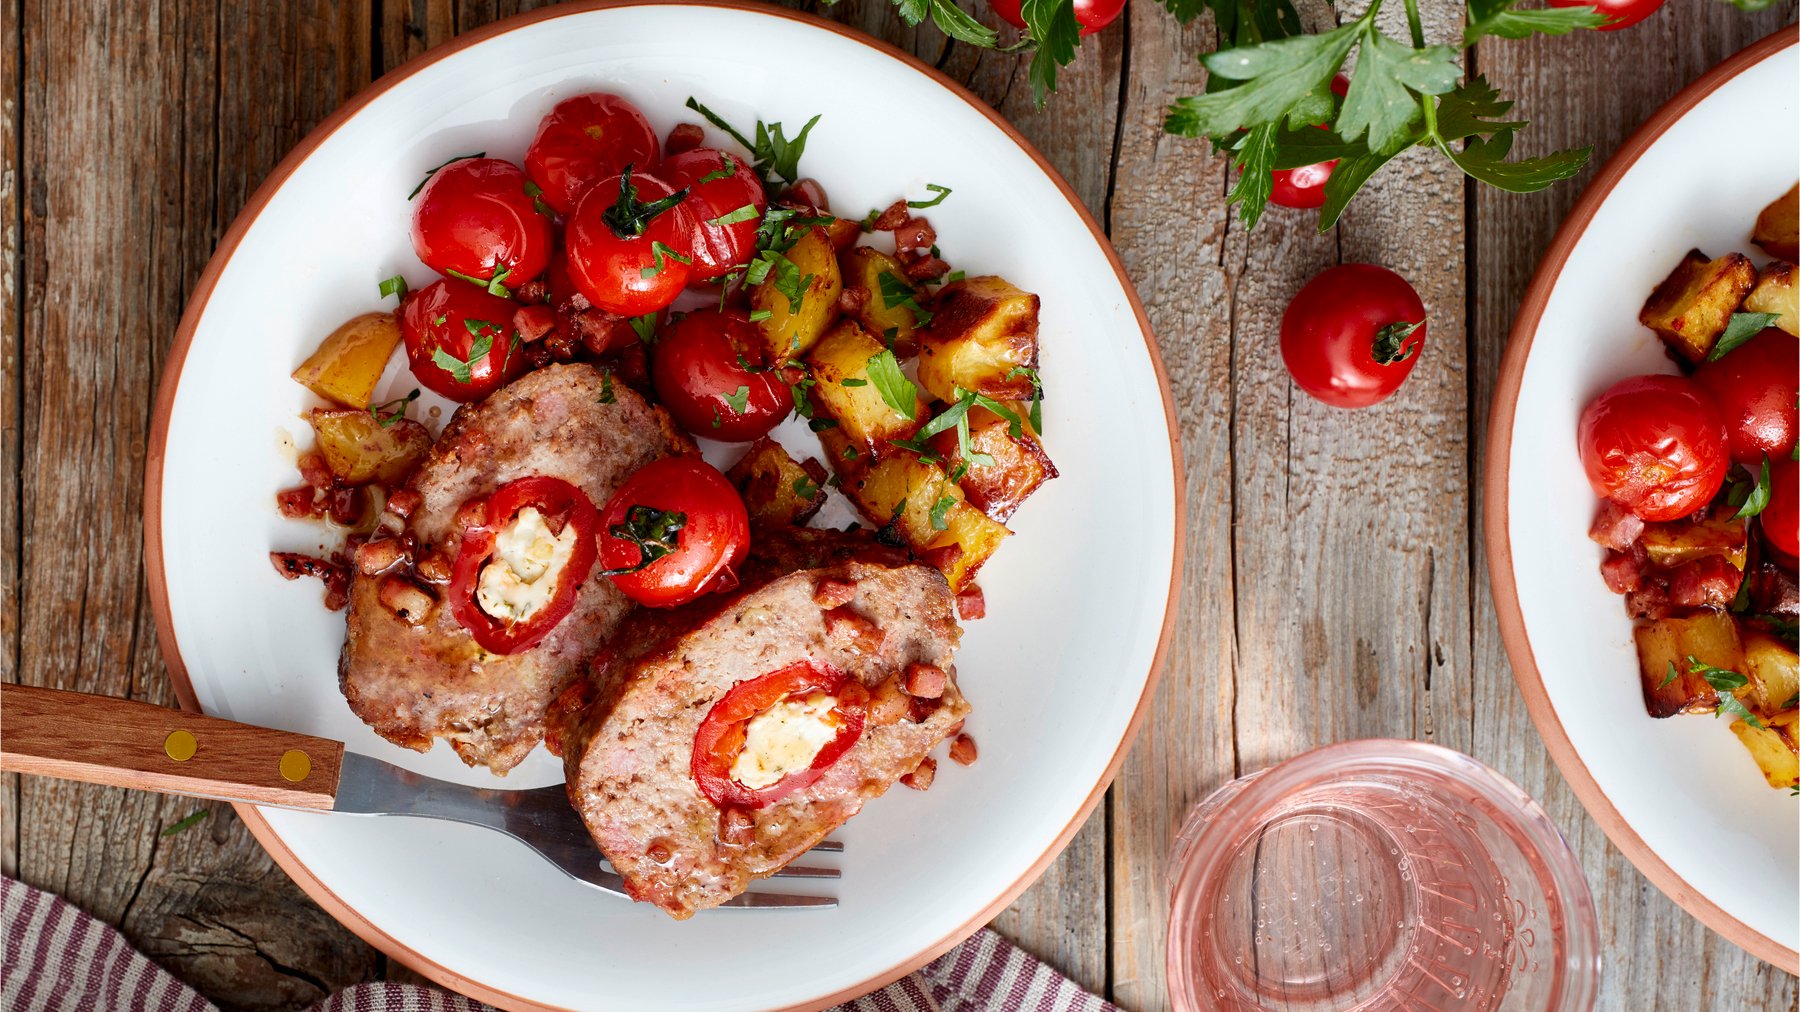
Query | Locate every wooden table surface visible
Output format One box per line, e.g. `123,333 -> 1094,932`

3,1 -> 1797,1009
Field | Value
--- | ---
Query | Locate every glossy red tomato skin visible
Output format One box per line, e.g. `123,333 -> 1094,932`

1692,329 -> 1798,465
1761,459 -> 1799,561
1577,375 -> 1730,522
652,310 -> 792,442
690,661 -> 867,810
1269,76 -> 1351,210
523,93 -> 660,216
599,457 -> 750,608
1279,264 -> 1428,408
563,170 -> 699,316
1549,0 -> 1663,30
397,279 -> 526,401
660,147 -> 768,282
411,158 -> 553,288
988,0 -> 1124,33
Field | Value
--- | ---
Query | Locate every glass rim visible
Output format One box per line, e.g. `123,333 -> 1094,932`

1166,738 -> 1602,1011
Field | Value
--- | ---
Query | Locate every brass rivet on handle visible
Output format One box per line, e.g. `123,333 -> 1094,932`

164,730 -> 197,762
279,749 -> 311,783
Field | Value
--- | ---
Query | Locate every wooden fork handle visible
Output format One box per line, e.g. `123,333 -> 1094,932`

0,684 -> 345,810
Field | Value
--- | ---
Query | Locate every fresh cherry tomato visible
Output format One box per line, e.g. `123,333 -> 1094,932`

1279,264 -> 1428,408
661,147 -> 768,282
1270,76 -> 1351,210
397,279 -> 526,401
1549,0 -> 1664,30
411,157 -> 552,291
524,93 -> 661,216
988,0 -> 1125,34
447,476 -> 601,655
690,660 -> 868,810
564,167 -> 699,316
1760,458 -> 1799,561
651,310 -> 792,442
1691,328 -> 1798,465
1577,374 -> 1729,522
599,457 -> 750,608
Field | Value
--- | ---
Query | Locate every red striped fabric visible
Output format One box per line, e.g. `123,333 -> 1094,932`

1,878 -> 1117,1011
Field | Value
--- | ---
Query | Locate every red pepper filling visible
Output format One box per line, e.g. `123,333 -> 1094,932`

691,661 -> 868,810
447,475 -> 600,655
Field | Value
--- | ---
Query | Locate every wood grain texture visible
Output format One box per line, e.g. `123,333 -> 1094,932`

3,1 -> 1798,1009
1471,9 -> 1800,1011
1,685 -> 346,809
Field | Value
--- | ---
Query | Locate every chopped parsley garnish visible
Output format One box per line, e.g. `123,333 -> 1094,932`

629,314 -> 658,344
522,180 -> 554,218
1005,364 -> 1045,433
681,97 -> 821,186
878,271 -> 933,326
929,494 -> 956,531
861,208 -> 881,232
808,417 -> 840,432
378,274 -> 408,301
944,270 -> 966,283
1688,656 -> 1762,729
598,505 -> 688,576
792,475 -> 821,499
908,183 -> 952,209
1731,457 -> 1772,520
408,151 -> 484,200
597,371 -> 615,405
433,327 -> 495,385
369,388 -> 421,428
748,249 -> 813,312
161,809 -> 210,836
842,445 -> 859,460
721,385 -> 751,415
707,204 -> 760,227
841,378 -> 868,387
1660,661 -> 1680,689
696,153 -> 739,185
1708,312 -> 1782,362
748,309 -> 773,323
641,241 -> 693,279
865,349 -> 919,420
446,264 -> 512,298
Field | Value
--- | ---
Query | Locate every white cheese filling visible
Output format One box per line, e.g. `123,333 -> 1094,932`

476,506 -> 579,624
730,692 -> 842,789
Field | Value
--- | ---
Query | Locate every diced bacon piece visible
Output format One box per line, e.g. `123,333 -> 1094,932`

1588,501 -> 1645,551
1667,555 -> 1743,610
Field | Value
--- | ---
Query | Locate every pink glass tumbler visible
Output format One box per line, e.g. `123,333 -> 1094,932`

1167,740 -> 1600,1011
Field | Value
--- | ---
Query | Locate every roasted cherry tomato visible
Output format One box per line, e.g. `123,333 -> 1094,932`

398,279 -> 526,401
661,147 -> 768,282
691,660 -> 868,809
524,93 -> 661,216
1279,264 -> 1427,408
1692,328 -> 1798,465
447,476 -> 601,655
988,0 -> 1125,34
1270,76 -> 1351,210
1760,458 -> 1799,561
652,310 -> 792,442
599,457 -> 750,607
411,157 -> 553,291
564,167 -> 699,316
1578,374 -> 1729,522
1549,0 -> 1663,30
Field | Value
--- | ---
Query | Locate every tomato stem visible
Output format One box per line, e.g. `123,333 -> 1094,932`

598,504 -> 688,576
1371,319 -> 1424,366
602,165 -> 691,238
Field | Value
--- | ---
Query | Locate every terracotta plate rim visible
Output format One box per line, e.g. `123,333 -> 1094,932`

1481,25 -> 1799,976
140,2 -> 1187,1009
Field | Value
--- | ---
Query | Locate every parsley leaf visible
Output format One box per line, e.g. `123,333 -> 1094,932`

378,274 -> 408,301
1660,660 -> 1680,689
641,241 -> 693,279
1021,0 -> 1083,106
929,494 -> 957,531
1733,457 -> 1773,520
598,371 -> 615,405
707,204 -> 760,227
750,250 -> 813,312
369,388 -> 420,428
446,265 -> 512,298
866,349 -> 920,420
522,180 -> 555,218
721,385 -> 751,415
898,0 -> 1000,45
629,314 -> 658,344
432,329 -> 494,385
1465,0 -> 1605,43
1708,312 -> 1781,361
793,475 -> 821,499
1689,656 -> 1763,729
878,271 -> 933,326
408,152 -> 484,200
696,152 -> 739,185
161,809 -> 209,836
1337,34 -> 1459,156
908,183 -> 953,209
748,309 -> 772,323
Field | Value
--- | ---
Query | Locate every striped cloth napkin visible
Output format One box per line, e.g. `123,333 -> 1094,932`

2,877 -> 1116,1012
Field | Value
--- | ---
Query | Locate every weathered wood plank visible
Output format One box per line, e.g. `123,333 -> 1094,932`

1471,9 -> 1800,1010
2,0 -> 23,887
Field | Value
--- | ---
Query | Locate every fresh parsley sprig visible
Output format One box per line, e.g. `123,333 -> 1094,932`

683,98 -> 821,188
1687,656 -> 1763,729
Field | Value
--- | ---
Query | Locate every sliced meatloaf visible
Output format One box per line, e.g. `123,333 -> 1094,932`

549,528 -> 968,918
340,363 -> 692,774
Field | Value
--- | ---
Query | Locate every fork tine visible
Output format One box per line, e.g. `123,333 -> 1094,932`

766,864 -> 837,879
808,839 -> 844,853
721,890 -> 837,909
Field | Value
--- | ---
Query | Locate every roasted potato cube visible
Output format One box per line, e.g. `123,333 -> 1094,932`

814,422 -> 869,481
839,246 -> 926,355
917,276 -> 1040,403
928,404 -> 1057,522
844,450 -> 1011,591
807,320 -> 926,448
1635,611 -> 1746,718
752,227 -> 842,362
726,437 -> 828,529
310,408 -> 431,486
1752,184 -> 1798,262
1638,250 -> 1757,364
1730,709 -> 1798,790
292,313 -> 402,408
1640,514 -> 1747,570
1742,627 -> 1800,716
1743,260 -> 1797,337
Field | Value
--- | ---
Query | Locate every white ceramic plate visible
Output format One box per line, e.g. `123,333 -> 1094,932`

1487,32 -> 1797,972
146,3 -> 1180,1008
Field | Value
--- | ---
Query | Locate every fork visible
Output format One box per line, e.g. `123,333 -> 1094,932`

0,684 -> 837,909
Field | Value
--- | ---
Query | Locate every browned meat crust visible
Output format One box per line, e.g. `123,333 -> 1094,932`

339,363 -> 693,774
549,528 -> 967,918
